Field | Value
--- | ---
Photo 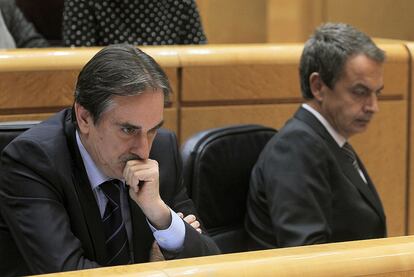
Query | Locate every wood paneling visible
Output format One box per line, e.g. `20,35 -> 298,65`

381,44 -> 410,97
196,0 -> 267,44
351,101 -> 408,236
267,0 -> 323,43
180,103 -> 298,142
163,108 -> 178,135
196,0 -> 414,43
405,43 -> 414,234
325,0 -> 414,41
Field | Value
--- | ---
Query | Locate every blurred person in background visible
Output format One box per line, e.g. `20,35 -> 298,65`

62,0 -> 206,46
0,0 -> 48,48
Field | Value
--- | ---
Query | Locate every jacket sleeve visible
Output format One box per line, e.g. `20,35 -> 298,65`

2,0 -> 49,48
262,129 -> 334,247
0,138 -> 100,274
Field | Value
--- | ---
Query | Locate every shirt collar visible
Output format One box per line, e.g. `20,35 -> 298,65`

302,103 -> 347,147
76,130 -> 109,190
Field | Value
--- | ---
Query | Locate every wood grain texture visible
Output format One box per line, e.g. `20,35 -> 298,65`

404,42 -> 414,235
42,236 -> 414,277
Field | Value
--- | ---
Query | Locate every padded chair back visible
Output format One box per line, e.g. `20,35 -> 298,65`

0,121 -> 39,154
181,124 -> 277,253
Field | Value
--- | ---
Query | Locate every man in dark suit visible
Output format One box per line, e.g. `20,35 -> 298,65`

245,23 -> 386,250
0,44 -> 219,276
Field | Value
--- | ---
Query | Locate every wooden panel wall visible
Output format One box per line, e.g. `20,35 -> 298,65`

0,48 -> 179,134
196,0 -> 414,43
324,0 -> 414,41
405,43 -> 414,235
0,43 -> 409,237
196,0 -> 267,44
179,43 -> 409,237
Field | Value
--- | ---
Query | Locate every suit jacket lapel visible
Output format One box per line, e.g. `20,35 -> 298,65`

63,110 -> 109,264
294,107 -> 385,222
335,143 -> 385,220
355,156 -> 386,219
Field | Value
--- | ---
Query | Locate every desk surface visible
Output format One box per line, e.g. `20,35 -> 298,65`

41,235 -> 414,277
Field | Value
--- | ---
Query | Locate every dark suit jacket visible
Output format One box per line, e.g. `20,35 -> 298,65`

245,107 -> 386,249
0,109 -> 219,276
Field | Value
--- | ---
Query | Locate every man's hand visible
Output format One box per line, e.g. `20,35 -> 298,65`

124,159 -> 171,230
177,212 -> 202,234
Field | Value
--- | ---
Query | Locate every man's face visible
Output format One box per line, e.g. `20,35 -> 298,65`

77,89 -> 164,179
318,54 -> 384,138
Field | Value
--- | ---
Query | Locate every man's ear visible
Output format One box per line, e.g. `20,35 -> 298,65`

309,72 -> 324,102
74,102 -> 92,134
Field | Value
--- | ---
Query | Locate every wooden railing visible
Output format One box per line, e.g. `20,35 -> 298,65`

41,236 -> 414,276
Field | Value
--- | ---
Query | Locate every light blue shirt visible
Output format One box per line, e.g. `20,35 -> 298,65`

75,131 -> 185,253
302,104 -> 367,183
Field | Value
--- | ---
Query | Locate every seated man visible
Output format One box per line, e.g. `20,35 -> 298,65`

0,44 -> 219,276
245,23 -> 386,249
0,0 -> 49,48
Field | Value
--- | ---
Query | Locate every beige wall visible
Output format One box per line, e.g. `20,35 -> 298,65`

197,0 -> 414,43
196,0 -> 267,43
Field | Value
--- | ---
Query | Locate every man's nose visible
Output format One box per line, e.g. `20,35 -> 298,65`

365,93 -> 379,113
130,133 -> 150,160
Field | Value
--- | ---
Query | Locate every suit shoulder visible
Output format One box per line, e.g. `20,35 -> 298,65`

2,111 -> 72,170
270,117 -> 325,148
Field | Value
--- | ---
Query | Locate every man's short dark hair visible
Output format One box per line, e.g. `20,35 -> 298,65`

299,22 -> 385,99
73,44 -> 171,124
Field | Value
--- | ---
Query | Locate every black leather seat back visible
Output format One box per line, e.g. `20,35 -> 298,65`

0,121 -> 39,276
0,122 -> 39,153
181,124 -> 277,253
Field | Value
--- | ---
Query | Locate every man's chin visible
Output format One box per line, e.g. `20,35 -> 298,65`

350,124 -> 369,136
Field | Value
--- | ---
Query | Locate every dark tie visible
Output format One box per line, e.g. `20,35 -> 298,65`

100,180 -> 131,265
342,142 -> 366,183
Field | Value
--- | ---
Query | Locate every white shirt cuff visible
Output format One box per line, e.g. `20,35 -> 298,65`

147,208 -> 185,252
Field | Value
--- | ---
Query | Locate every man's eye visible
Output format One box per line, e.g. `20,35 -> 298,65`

121,127 -> 137,135
353,89 -> 368,96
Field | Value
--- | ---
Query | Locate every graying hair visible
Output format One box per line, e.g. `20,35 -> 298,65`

73,44 -> 171,124
299,22 -> 385,99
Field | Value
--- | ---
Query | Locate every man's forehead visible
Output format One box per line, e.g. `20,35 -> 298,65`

341,55 -> 383,79
104,99 -> 164,130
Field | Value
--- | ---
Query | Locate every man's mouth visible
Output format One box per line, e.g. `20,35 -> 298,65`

355,118 -> 371,125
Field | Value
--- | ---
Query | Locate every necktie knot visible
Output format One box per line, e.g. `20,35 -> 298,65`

100,180 -> 122,207
342,142 -> 367,184
342,142 -> 357,164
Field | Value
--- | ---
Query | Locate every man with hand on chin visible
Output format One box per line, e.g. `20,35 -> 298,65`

0,44 -> 219,276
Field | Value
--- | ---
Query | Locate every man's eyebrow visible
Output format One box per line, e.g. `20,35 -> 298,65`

118,122 -> 141,130
117,120 -> 164,132
352,83 -> 384,91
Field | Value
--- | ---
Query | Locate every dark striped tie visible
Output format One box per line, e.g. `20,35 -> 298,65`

342,142 -> 365,182
100,180 -> 131,265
